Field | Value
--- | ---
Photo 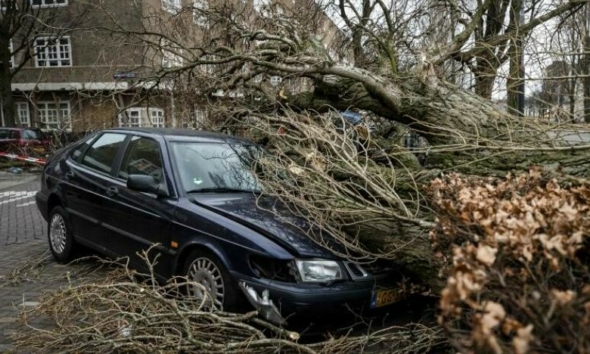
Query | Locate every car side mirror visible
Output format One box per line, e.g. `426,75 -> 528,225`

127,174 -> 169,197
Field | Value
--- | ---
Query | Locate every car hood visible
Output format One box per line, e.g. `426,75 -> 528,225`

190,194 -> 340,259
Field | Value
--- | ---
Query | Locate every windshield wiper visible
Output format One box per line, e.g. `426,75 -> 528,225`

186,187 -> 261,194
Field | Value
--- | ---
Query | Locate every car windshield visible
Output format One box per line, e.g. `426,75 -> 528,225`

171,141 -> 263,193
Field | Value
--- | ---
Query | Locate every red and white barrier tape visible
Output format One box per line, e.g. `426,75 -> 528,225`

0,152 -> 47,165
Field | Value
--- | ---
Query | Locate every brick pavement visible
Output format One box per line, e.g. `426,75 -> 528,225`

0,176 -> 46,245
0,175 -> 107,352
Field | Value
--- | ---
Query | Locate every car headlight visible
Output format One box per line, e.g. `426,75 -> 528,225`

293,259 -> 344,283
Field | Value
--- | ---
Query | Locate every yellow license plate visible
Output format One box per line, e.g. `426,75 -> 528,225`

33,147 -> 45,152
371,289 -> 400,308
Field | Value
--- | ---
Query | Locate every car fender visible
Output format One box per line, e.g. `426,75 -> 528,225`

173,237 -> 234,275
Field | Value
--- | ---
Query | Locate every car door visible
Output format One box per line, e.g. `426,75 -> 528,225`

101,135 -> 177,277
60,132 -> 127,252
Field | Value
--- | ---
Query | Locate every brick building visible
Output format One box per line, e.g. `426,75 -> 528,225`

1,0 -> 347,132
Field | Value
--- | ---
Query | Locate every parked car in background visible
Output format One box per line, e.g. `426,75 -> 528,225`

0,128 -> 51,155
35,128 -> 401,325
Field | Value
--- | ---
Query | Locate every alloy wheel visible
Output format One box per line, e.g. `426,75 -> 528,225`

187,257 -> 225,309
49,213 -> 67,254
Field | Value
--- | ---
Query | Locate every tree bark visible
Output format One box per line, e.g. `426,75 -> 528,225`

0,35 -> 16,127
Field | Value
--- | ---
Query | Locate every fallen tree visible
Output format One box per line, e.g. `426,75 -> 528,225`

93,0 -> 590,292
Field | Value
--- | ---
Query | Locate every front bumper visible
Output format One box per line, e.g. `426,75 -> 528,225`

233,271 -> 399,322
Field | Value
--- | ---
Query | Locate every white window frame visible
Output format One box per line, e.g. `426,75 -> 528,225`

162,0 -> 180,13
149,108 -> 165,128
38,101 -> 71,131
34,36 -> 72,68
161,40 -> 183,68
118,108 -> 165,128
193,0 -> 209,28
118,108 -> 142,128
30,0 -> 67,8
16,102 -> 30,127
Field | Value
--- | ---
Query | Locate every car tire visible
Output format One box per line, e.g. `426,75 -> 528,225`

48,206 -> 76,263
183,249 -> 241,312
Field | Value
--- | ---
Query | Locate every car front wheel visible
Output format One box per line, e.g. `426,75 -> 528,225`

48,206 -> 76,263
183,250 -> 240,312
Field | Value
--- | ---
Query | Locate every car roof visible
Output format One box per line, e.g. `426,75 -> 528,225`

105,127 -> 253,143
0,127 -> 27,131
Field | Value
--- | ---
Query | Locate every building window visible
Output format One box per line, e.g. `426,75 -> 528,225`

119,108 -> 142,127
193,0 -> 209,28
34,37 -> 72,67
30,0 -> 67,7
118,108 -> 165,128
161,40 -> 183,68
16,102 -> 30,127
149,109 -> 165,127
38,101 -> 71,131
162,0 -> 180,13
181,109 -> 207,129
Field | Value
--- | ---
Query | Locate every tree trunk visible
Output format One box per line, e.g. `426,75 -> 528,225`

0,35 -> 16,127
473,67 -> 496,100
507,0 -> 524,116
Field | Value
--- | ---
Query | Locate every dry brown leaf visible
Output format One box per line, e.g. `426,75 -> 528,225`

476,245 -> 498,267
513,324 -> 534,354
551,289 -> 576,306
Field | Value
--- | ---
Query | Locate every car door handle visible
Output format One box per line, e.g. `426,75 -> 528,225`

65,171 -> 75,180
106,186 -> 118,197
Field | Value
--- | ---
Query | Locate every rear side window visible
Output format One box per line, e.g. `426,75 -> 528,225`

118,137 -> 163,182
0,130 -> 8,139
9,131 -> 19,139
81,133 -> 127,174
22,130 -> 44,140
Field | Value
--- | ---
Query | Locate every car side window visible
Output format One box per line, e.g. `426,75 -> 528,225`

80,133 -> 127,174
0,129 -> 9,139
9,131 -> 19,139
118,136 -> 163,183
71,135 -> 98,163
22,130 -> 42,140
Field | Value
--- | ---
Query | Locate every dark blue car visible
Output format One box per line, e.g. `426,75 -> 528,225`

35,128 -> 399,324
